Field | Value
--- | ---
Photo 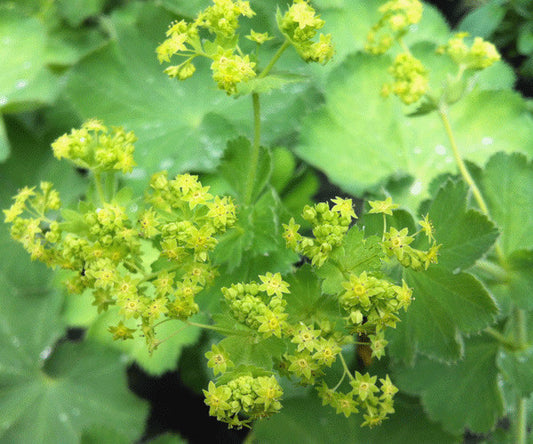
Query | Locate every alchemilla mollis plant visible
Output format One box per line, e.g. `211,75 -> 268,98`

1,0 -> 532,443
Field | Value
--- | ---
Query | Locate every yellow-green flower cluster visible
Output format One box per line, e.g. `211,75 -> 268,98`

438,32 -> 501,70
277,0 -> 334,64
4,121 -> 237,352
4,182 -> 61,264
282,197 -> 356,267
381,52 -> 429,105
51,119 -> 136,173
203,374 -> 283,429
340,272 -> 412,339
280,323 -> 343,385
156,0 -> 256,94
221,272 -> 290,338
383,226 -> 440,271
318,373 -> 398,426
211,49 -> 256,95
366,0 -> 423,55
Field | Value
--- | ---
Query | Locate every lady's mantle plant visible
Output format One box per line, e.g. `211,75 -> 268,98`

2,0 -> 445,431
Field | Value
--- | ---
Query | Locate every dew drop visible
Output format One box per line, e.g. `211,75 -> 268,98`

71,408 -> 80,417
482,136 -> 493,145
159,158 -> 174,170
2,37 -> 11,45
129,168 -> 147,179
15,79 -> 27,89
409,180 -> 423,196
11,336 -> 20,348
79,137 -> 86,143
413,146 -> 422,155
452,267 -> 461,275
58,412 -> 68,423
445,156 -> 453,164
39,346 -> 52,360
0,96 -> 8,106
435,144 -> 446,155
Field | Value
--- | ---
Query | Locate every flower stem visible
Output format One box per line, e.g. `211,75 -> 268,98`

513,307 -> 528,444
244,92 -> 262,205
185,320 -> 251,337
437,103 -> 505,263
93,172 -> 107,205
338,352 -> 355,382
243,40 -> 291,206
259,40 -> 291,79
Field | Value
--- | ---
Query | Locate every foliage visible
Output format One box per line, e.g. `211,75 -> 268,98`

1,0 -> 533,443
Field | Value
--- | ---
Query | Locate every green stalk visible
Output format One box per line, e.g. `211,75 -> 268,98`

258,40 -> 291,79
437,104 -> 505,263
185,320 -> 252,337
244,92 -> 262,205
513,307 -> 528,444
242,41 -> 291,206
93,172 -> 107,205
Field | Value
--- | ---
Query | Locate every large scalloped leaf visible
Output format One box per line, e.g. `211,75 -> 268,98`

479,152 -> 533,257
422,179 -> 499,272
394,335 -> 503,435
0,8 -> 58,116
253,390 -> 459,443
295,51 -> 533,202
396,267 -> 498,362
388,179 -> 499,363
87,308 -> 203,376
0,339 -> 149,444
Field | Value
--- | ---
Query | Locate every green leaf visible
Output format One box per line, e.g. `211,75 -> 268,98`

218,335 -> 286,370
518,23 -> 533,56
360,208 -> 417,239
390,267 -> 498,362
253,390 -> 459,443
270,146 -> 297,194
0,234 -> 148,443
56,0 -> 106,27
219,137 -> 272,204
296,52 -> 533,204
236,72 -> 307,96
214,187 -> 295,271
316,226 -> 383,295
0,116 -> 8,164
425,179 -> 499,272
0,340 -> 149,444
498,346 -> 533,398
284,265 -> 341,326
0,9 -> 59,115
393,335 -> 504,434
479,152 -> 533,257
87,309 -> 202,376
457,3 -> 505,39
81,426 -> 131,444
